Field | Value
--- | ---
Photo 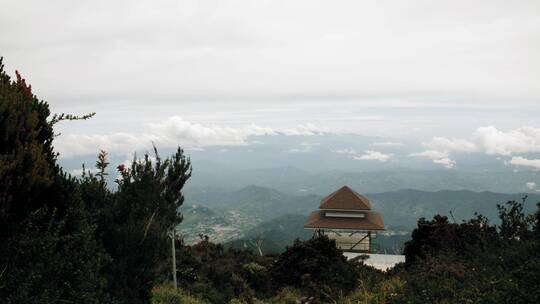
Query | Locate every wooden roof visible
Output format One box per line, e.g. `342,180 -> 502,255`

304,210 -> 385,230
319,186 -> 372,210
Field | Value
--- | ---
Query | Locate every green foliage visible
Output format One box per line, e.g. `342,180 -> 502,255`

403,214 -> 498,266
338,274 -> 404,304
151,285 -> 205,304
0,58 -> 57,230
228,299 -> 248,304
399,199 -> 540,303
0,207 -> 110,303
79,147 -> 192,304
497,198 -> 534,240
269,236 -> 359,301
0,58 -> 108,303
533,202 -> 540,239
0,57 -> 192,304
268,287 -> 303,304
175,238 -> 272,303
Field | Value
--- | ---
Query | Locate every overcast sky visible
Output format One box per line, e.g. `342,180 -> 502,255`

1,0 -> 540,170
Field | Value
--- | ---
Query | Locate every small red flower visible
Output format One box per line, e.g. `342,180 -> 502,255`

117,164 -> 125,172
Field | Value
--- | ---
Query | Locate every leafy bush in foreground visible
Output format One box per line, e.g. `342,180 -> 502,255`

151,285 -> 205,304
398,199 -> 540,303
269,236 -> 359,301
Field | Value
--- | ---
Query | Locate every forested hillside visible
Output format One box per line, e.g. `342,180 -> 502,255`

181,186 -> 539,255
186,186 -> 540,226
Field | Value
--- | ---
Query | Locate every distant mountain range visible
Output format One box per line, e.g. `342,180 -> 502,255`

59,133 -> 540,195
185,185 -> 540,227
187,166 -> 540,195
180,185 -> 540,252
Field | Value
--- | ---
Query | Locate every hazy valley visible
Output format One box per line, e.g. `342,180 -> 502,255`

179,185 -> 540,253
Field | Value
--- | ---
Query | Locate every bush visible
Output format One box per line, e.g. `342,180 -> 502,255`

175,238 -> 273,303
151,285 -> 205,304
269,236 -> 359,301
269,287 -> 303,304
399,200 -> 540,303
403,214 -> 498,266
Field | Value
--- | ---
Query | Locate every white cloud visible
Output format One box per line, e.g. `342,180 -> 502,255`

371,141 -> 404,147
55,116 -> 339,157
55,116 -> 277,156
334,148 -> 357,155
282,123 -> 327,136
353,150 -> 392,162
336,148 -> 393,163
433,158 -> 456,169
526,182 -> 537,190
509,156 -> 540,170
287,142 -> 320,153
147,116 -> 274,146
409,150 -> 449,159
472,126 -> 540,156
414,126 -> 540,169
409,150 -> 455,169
287,147 -> 310,153
413,137 -> 474,169
56,132 -> 151,157
422,137 -> 476,152
421,126 -> 540,156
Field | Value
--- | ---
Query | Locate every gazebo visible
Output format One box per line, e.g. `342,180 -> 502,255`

304,185 -> 385,253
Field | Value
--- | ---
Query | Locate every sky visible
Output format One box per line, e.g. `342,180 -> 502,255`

1,0 -> 540,172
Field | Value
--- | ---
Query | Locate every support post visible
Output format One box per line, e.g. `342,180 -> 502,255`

368,231 -> 371,253
171,228 -> 177,290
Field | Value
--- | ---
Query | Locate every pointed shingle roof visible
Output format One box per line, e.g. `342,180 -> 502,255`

319,185 -> 372,210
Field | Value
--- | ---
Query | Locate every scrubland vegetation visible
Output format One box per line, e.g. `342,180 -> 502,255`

1,58 -> 539,303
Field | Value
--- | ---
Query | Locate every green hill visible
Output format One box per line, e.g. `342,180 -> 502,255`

186,186 -> 540,228
226,214 -> 313,254
183,186 -> 540,250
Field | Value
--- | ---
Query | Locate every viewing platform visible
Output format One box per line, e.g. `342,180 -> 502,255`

304,185 -> 404,270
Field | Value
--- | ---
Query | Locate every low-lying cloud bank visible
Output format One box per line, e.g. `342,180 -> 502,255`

333,148 -> 392,162
353,150 -> 392,162
412,126 -> 540,169
54,116 -> 325,157
56,119 -> 540,172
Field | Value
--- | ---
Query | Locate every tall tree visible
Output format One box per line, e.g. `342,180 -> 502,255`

79,147 -> 192,303
0,57 -> 107,303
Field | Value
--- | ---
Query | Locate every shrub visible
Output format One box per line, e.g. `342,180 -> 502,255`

269,236 -> 359,300
269,287 -> 303,304
399,200 -> 540,303
151,285 -> 205,304
175,239 -> 273,303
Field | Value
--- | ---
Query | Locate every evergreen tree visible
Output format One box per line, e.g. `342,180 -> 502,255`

1,56 -> 193,303
0,57 -> 107,303
79,147 -> 191,303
